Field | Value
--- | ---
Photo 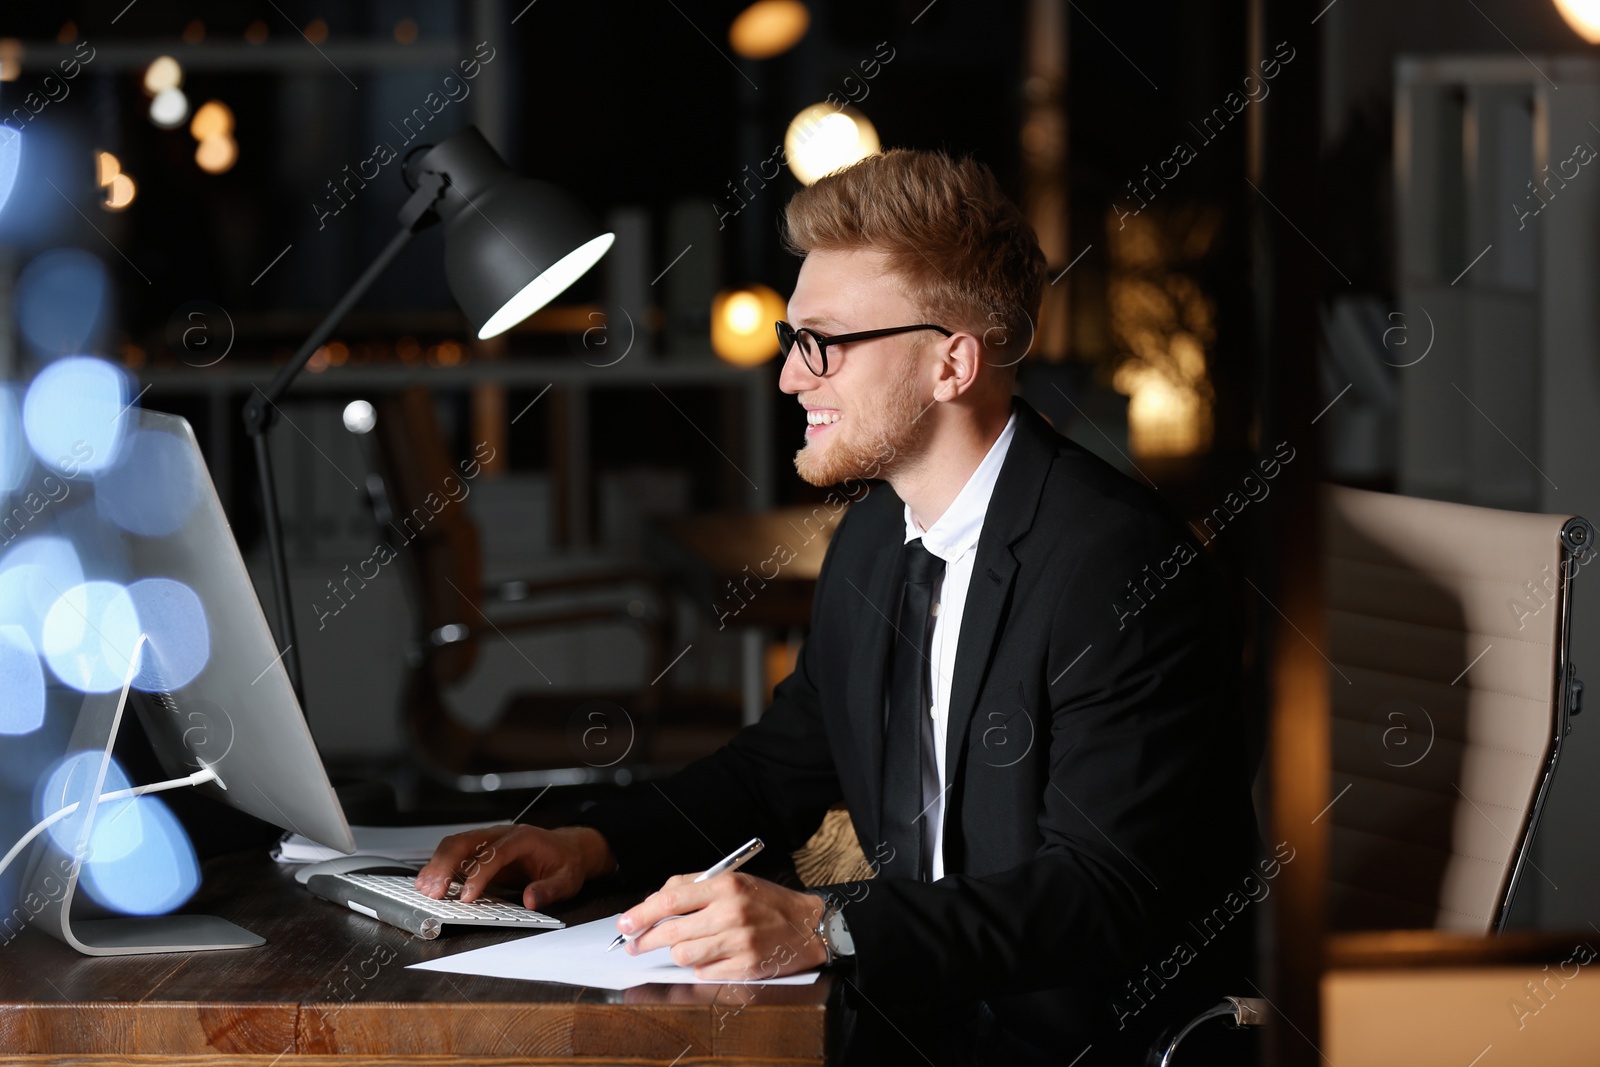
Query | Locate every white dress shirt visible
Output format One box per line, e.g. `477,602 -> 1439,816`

901,410 -> 1017,881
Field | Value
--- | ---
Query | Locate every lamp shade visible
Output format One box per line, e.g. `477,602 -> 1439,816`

414,128 -> 615,340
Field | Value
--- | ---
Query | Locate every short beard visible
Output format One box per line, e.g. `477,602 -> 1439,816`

793,357 -> 931,488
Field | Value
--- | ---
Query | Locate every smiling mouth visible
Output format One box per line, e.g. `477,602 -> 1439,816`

804,410 -> 840,438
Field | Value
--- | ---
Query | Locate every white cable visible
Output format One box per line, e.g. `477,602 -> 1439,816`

0,764 -> 219,884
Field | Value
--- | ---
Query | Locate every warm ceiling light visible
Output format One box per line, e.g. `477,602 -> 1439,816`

304,19 -> 329,44
190,100 -> 233,141
96,150 -> 120,186
711,284 -> 786,366
195,135 -> 237,174
1554,0 -> 1600,42
143,55 -> 182,94
149,86 -> 188,128
784,103 -> 881,185
182,19 -> 205,44
729,0 -> 810,59
244,19 -> 268,43
394,17 -> 419,44
103,173 -> 136,211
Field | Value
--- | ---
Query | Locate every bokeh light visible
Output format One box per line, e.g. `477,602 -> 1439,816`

784,103 -> 881,185
103,173 -> 136,211
79,793 -> 200,915
0,537 -> 85,649
35,750 -> 202,916
53,502 -> 133,582
0,127 -> 20,218
729,0 -> 810,59
126,577 -> 209,692
15,249 -> 108,359
41,580 -> 141,693
149,87 -> 189,129
0,625 -> 45,734
189,101 -> 234,141
95,150 -> 137,212
38,750 -> 143,861
22,357 -> 130,475
0,384 -> 29,493
342,399 -> 376,434
194,135 -> 237,174
142,56 -> 182,94
712,284 -> 786,366
95,428 -> 201,537
1555,0 -> 1600,43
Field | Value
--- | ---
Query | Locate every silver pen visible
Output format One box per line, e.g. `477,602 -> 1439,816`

605,837 -> 764,952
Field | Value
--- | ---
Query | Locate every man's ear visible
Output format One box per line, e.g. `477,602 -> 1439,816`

932,331 -> 985,402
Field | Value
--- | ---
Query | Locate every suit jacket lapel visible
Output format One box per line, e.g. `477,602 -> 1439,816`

849,537 -> 903,845
941,400 -> 1057,796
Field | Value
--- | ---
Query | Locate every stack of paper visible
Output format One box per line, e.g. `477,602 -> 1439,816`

271,823 -> 488,864
408,915 -> 821,990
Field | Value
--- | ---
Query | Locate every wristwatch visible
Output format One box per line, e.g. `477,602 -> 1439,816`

808,891 -> 855,964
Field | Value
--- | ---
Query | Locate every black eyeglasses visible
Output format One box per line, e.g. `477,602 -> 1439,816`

776,320 -> 953,377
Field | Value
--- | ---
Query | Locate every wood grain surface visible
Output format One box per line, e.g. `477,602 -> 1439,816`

0,852 -> 828,1064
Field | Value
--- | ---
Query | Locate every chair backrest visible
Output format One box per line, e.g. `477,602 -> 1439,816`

1323,484 -> 1592,933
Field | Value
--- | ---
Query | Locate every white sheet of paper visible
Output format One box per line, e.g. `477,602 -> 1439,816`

272,823 -> 488,864
407,914 -> 822,990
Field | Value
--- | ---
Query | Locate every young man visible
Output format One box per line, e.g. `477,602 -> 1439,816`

418,149 -> 1257,1064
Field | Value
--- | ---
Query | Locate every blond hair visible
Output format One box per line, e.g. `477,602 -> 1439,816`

781,148 -> 1046,365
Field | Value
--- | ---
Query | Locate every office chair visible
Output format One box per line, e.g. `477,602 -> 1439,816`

350,386 -> 677,794
1150,484 -> 1593,1065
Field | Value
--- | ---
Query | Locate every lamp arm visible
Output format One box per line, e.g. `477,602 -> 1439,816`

246,226 -> 415,424
240,170 -> 449,708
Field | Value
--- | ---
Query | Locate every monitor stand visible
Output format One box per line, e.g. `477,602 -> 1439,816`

24,635 -> 265,955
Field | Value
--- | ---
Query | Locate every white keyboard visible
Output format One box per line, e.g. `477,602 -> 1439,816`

341,873 -> 565,929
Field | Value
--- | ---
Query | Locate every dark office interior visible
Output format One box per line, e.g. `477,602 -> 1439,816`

1,1 -> 1599,1063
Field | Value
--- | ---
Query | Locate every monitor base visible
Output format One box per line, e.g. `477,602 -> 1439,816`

58,915 -> 264,955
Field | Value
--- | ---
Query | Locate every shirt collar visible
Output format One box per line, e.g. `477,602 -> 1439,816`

903,410 -> 1018,562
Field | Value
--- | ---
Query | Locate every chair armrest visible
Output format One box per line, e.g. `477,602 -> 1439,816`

1226,996 -> 1267,1026
1147,996 -> 1265,1067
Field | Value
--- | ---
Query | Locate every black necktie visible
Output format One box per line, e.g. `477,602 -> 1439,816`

883,538 -> 946,881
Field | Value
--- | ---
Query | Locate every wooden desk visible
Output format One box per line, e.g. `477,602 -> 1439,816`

0,852 -> 829,1064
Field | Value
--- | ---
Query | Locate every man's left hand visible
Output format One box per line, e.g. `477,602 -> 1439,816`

618,872 -> 828,980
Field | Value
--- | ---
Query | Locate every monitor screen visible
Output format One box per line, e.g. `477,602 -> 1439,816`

4,405 -> 353,940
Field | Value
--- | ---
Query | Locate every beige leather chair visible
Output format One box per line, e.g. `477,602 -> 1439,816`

1153,484 -> 1592,1065
1324,484 -> 1589,933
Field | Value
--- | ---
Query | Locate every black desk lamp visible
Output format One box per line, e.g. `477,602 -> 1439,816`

242,126 -> 614,706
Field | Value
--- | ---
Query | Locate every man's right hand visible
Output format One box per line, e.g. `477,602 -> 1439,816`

413,824 -> 617,910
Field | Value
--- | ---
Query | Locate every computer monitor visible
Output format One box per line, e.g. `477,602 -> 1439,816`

11,407 -> 354,955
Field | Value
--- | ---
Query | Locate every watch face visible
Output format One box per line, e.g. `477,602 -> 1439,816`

826,908 -> 855,956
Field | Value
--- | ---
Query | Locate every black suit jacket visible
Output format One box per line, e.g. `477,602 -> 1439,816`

577,398 -> 1259,1058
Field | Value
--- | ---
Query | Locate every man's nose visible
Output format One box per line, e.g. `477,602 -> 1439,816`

777,341 -> 811,394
